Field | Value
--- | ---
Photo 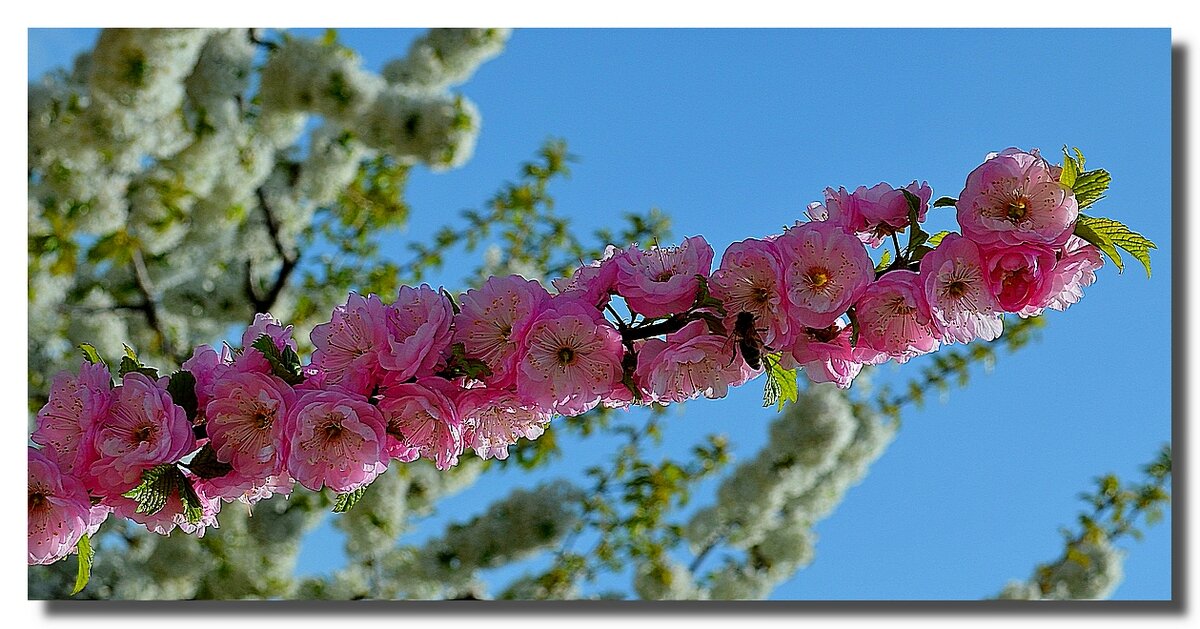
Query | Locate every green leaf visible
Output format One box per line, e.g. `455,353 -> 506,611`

78,343 -> 104,366
761,354 -> 798,411
932,196 -> 957,208
332,485 -> 369,513
1060,146 -> 1080,189
184,444 -> 234,480
71,534 -> 93,596
1073,214 -> 1156,277
166,371 -> 198,423
1072,169 -> 1111,209
178,473 -> 205,525
117,353 -> 159,380
926,231 -> 954,248
251,334 -> 305,385
121,464 -> 178,517
874,249 -> 892,273
438,342 -> 494,381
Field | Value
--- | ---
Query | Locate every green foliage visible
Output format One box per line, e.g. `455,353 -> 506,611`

117,346 -> 159,380
251,334 -> 305,385
332,485 -> 370,513
121,464 -> 204,524
166,370 -> 199,423
926,230 -> 954,248
874,249 -> 892,273
761,354 -> 798,411
1073,214 -> 1156,277
71,534 -> 93,596
78,343 -> 104,366
184,444 -> 234,480
438,343 -> 494,381
932,196 -> 957,208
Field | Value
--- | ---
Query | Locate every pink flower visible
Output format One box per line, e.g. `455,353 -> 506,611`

453,275 -> 551,388
709,237 -> 792,349
284,390 -> 388,493
182,345 -> 229,417
854,270 -> 940,363
309,293 -> 388,388
32,361 -> 112,476
779,322 -> 863,389
553,245 -> 625,308
1043,236 -> 1105,312
457,387 -> 552,461
634,320 -> 755,403
819,182 -> 932,247
615,236 -> 714,318
517,297 -> 625,415
379,284 -> 455,380
205,371 -> 296,481
957,148 -> 1079,248
376,376 -> 463,470
775,221 -> 875,329
109,470 -> 221,537
981,242 -> 1058,313
198,472 -> 294,506
28,447 -> 90,565
919,234 -> 1004,344
234,313 -> 298,374
86,373 -> 196,496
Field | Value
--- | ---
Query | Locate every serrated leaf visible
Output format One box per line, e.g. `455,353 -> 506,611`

178,474 -> 205,525
761,354 -> 798,411
79,343 -> 104,365
166,371 -> 199,423
332,485 -> 369,513
123,344 -> 138,361
1074,214 -> 1156,277
1060,146 -> 1080,189
122,464 -> 177,517
932,196 -> 957,208
926,230 -> 954,248
71,534 -> 93,595
185,444 -> 234,480
117,355 -> 159,380
251,334 -> 305,385
874,249 -> 892,273
1072,169 -> 1111,209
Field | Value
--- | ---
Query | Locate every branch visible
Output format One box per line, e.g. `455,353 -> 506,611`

129,248 -> 177,359
247,186 -> 300,314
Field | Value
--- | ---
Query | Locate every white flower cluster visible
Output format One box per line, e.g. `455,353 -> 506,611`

28,28 -> 506,390
382,29 -> 512,91
995,536 -> 1125,600
633,556 -> 701,601
682,384 -> 897,600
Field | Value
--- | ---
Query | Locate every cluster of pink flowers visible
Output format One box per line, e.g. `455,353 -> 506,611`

28,147 -> 1110,567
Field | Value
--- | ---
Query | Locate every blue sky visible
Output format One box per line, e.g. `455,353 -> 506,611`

28,28 -> 1173,600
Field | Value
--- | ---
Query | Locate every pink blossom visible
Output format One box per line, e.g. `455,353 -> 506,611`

775,221 -> 874,329
309,293 -> 388,388
86,373 -> 196,496
109,470 -> 221,537
709,237 -> 792,349
457,387 -> 552,460
919,234 -> 1004,344
615,236 -> 714,318
205,371 -> 296,481
454,275 -> 551,388
981,242 -> 1058,313
779,322 -> 863,389
32,361 -> 112,475
553,245 -> 625,308
284,390 -> 388,493
198,472 -> 294,506
379,284 -> 455,380
819,182 -> 932,247
1043,236 -> 1105,312
377,377 -> 463,470
854,270 -> 940,363
634,320 -> 756,403
957,148 -> 1079,248
517,297 -> 625,415
234,313 -> 298,374
28,447 -> 90,565
182,345 -> 228,417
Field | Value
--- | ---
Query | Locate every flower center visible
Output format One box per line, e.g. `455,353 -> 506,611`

131,424 -> 155,444
805,267 -> 831,290
945,280 -> 969,299
751,287 -> 771,304
1005,198 -> 1028,222
253,408 -> 274,430
556,347 -> 576,366
321,415 -> 345,440
654,270 -> 674,282
29,491 -> 48,512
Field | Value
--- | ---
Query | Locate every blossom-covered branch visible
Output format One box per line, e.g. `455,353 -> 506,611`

28,147 -> 1154,594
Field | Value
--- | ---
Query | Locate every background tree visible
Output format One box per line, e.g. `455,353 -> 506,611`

27,28 -> 1171,601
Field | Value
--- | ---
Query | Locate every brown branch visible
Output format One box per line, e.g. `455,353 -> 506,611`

246,186 -> 299,314
130,248 -> 178,359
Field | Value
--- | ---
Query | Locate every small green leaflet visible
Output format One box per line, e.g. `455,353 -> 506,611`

1060,146 -> 1081,189
874,249 -> 892,273
166,370 -> 199,423
117,345 -> 159,380
932,196 -> 957,208
71,534 -> 94,595
332,485 -> 369,513
251,334 -> 305,385
78,343 -> 104,365
1073,214 -> 1156,277
1071,169 -> 1111,209
926,231 -> 954,248
121,464 -> 206,524
184,444 -> 234,480
761,354 -> 798,411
